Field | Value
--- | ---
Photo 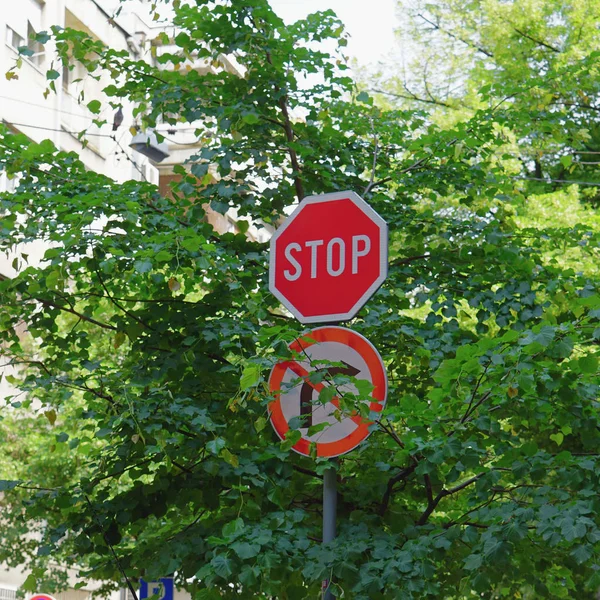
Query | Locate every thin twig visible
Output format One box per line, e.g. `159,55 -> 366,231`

363,123 -> 380,195
461,362 -> 490,423
84,495 -> 140,600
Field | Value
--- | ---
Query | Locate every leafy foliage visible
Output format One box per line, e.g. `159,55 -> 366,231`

374,0 -> 600,193
0,0 -> 599,598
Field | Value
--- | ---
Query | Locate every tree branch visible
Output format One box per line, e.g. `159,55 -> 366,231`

292,465 -> 323,479
0,272 -> 118,331
510,25 -> 561,53
416,13 -> 494,58
379,464 -> 417,516
259,35 -> 305,202
370,87 -> 453,108
94,266 -> 154,331
363,123 -> 380,195
377,419 -> 405,449
461,362 -> 490,423
417,473 -> 484,525
424,474 -> 434,506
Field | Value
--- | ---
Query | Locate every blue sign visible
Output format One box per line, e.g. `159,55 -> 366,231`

140,578 -> 174,600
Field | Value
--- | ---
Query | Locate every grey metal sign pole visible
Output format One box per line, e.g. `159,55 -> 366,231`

322,463 -> 337,600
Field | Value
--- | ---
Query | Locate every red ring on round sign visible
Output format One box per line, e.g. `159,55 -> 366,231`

31,595 -> 56,600
268,326 -> 387,457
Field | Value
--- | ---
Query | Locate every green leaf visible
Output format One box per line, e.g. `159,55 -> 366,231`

46,69 -> 61,80
239,565 -> 258,587
154,250 -> 173,262
44,410 -> 57,425
180,237 -> 202,252
242,113 -> 260,125
221,448 -> 239,467
561,518 -> 586,542
232,542 -> 260,559
464,554 -> 482,571
211,554 -> 233,579
578,355 -> 598,374
0,480 -> 21,491
318,385 -> 337,404
240,364 -> 261,390
254,416 -> 267,432
355,379 -> 374,397
356,91 -> 370,103
133,259 -> 152,273
222,518 -> 244,539
560,155 -> 573,168
206,438 -> 226,455
571,544 -> 592,565
21,574 -> 37,592
87,100 -> 102,114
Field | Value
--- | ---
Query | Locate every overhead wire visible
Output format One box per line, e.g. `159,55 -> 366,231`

2,119 -> 203,146
114,137 -> 147,182
3,120 -> 114,137
2,120 -> 148,182
513,176 -> 600,187
0,94 -> 97,120
0,93 -> 117,122
4,120 -> 600,187
159,135 -> 202,145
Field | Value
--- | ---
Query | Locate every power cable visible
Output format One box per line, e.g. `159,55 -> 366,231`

5,121 -> 600,187
3,119 -> 204,146
114,137 -> 147,182
3,121 -> 114,137
3,120 -> 148,183
159,135 -> 202,146
0,94 -> 96,120
513,176 -> 600,187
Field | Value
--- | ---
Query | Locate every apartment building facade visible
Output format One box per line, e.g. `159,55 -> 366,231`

0,1 -> 235,598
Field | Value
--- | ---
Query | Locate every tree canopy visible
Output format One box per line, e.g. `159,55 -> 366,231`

1,0 -> 600,598
375,0 -> 600,190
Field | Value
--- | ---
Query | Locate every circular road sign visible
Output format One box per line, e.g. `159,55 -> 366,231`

268,326 -> 387,458
269,191 -> 388,323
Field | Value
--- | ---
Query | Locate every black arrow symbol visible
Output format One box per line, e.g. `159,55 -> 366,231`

300,361 -> 361,429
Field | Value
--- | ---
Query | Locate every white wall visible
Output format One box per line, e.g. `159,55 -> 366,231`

0,0 -> 160,404
0,0 -> 158,183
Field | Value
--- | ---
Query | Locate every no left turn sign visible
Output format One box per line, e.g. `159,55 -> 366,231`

268,326 -> 387,457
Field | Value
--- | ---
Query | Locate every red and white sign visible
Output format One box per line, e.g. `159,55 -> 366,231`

30,595 -> 56,600
269,191 -> 388,323
268,326 -> 387,457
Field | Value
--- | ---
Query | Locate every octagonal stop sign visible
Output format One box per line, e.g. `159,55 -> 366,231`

269,191 -> 388,323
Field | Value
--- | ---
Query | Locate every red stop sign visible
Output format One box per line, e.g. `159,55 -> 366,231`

269,191 -> 388,323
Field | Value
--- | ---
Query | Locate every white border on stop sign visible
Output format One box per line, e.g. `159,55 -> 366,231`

269,190 -> 388,324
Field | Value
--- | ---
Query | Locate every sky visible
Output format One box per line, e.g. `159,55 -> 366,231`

132,0 -> 401,68
268,0 -> 399,66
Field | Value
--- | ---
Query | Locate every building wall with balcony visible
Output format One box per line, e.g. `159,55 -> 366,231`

0,2 -> 191,598
0,0 -> 158,185
0,0 -> 158,414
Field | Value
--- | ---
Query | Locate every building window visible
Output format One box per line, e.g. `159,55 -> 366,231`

62,59 -> 87,92
0,171 -> 20,194
27,21 -> 45,68
5,26 -> 24,51
5,23 -> 44,68
0,588 -> 17,600
62,61 -> 71,89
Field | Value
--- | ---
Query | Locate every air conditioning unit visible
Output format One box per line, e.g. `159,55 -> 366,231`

129,131 -> 170,163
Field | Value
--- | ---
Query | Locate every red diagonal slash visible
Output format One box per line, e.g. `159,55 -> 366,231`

280,360 -> 365,426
